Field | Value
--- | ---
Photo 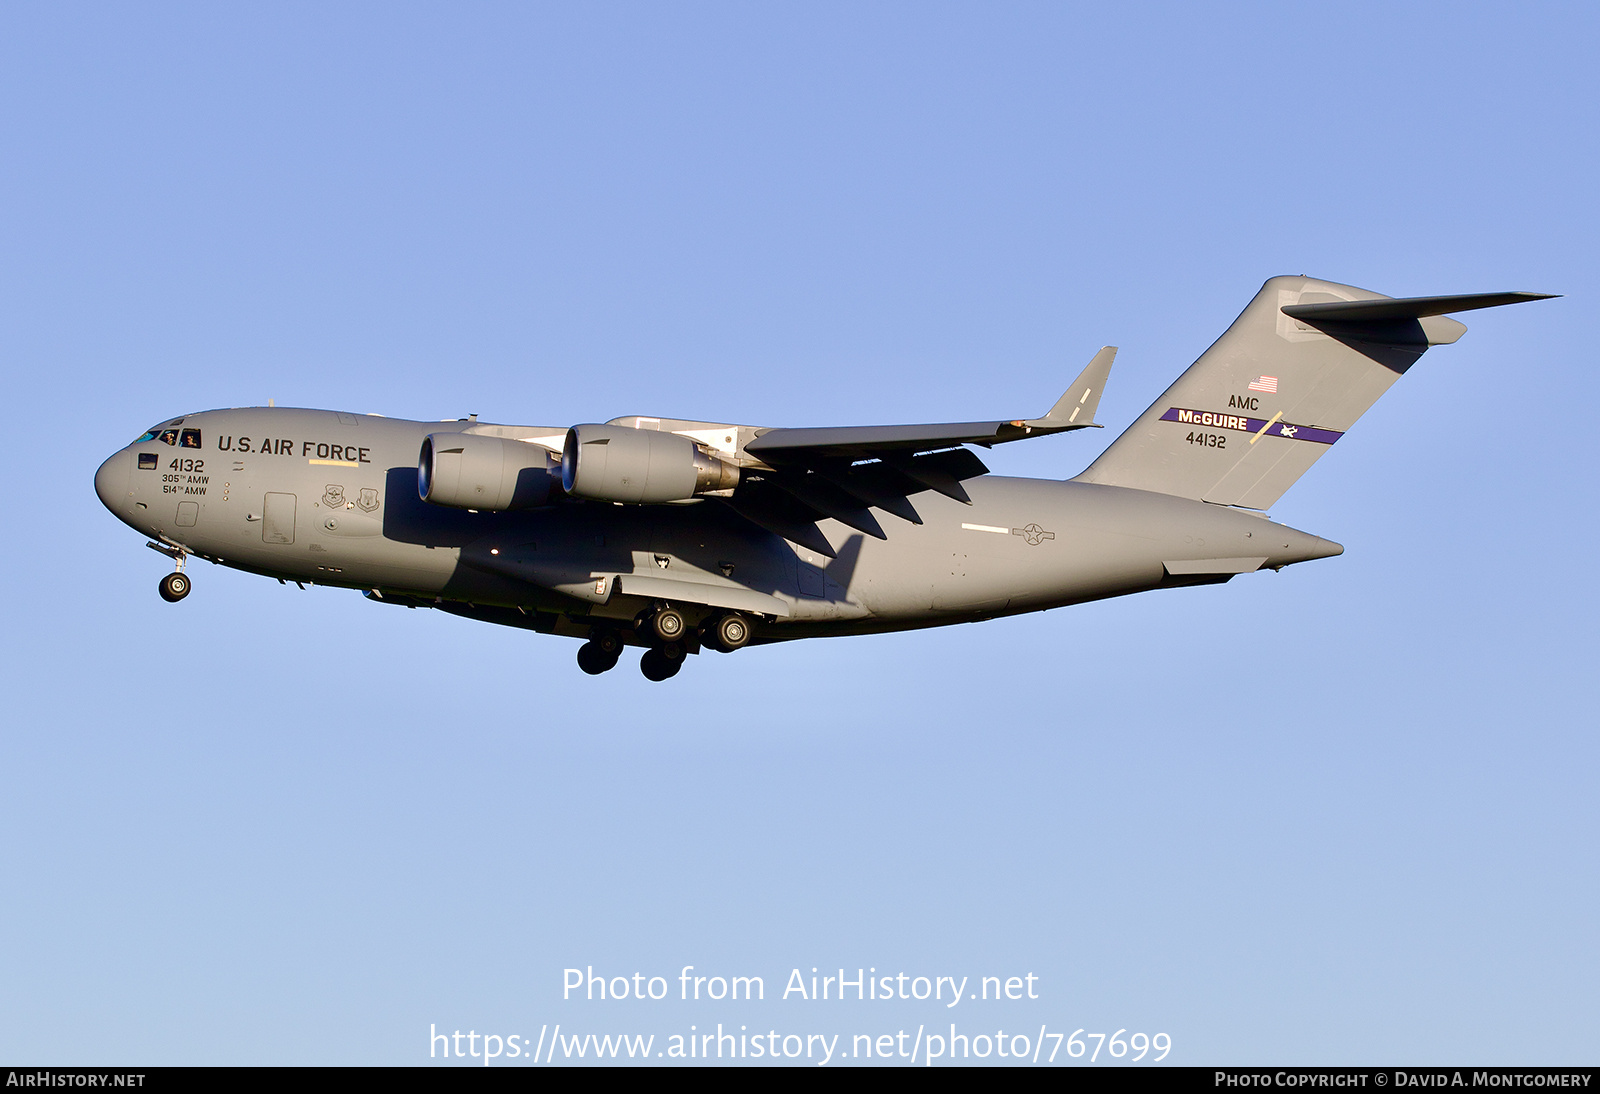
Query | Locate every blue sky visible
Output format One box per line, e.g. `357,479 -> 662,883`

2,1 -> 1595,1065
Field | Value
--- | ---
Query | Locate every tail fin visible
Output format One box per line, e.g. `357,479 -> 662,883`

1073,276 -> 1554,509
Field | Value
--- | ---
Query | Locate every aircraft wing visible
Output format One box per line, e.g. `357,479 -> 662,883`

745,345 -> 1116,460
725,348 -> 1116,557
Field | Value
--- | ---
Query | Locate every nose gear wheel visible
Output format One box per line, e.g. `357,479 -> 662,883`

159,572 -> 191,602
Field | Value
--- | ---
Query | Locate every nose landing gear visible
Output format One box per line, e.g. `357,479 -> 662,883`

158,571 -> 191,602
149,540 -> 191,602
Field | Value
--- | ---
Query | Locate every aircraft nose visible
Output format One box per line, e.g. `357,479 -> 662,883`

95,449 -> 131,513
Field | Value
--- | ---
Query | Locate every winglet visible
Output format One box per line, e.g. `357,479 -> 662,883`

1026,346 -> 1116,429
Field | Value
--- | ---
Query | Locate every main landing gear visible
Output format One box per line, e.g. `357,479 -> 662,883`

639,643 -> 684,682
704,611 -> 751,653
574,630 -> 685,681
633,605 -> 688,682
576,628 -> 623,675
648,606 -> 686,643
574,608 -> 756,681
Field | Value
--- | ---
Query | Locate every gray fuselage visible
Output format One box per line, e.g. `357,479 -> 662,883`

94,407 -> 1341,648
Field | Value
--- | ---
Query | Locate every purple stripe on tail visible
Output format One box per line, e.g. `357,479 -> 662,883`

1158,407 -> 1344,445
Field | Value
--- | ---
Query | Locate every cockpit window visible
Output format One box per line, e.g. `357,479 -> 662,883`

180,429 -> 202,449
135,417 -> 186,444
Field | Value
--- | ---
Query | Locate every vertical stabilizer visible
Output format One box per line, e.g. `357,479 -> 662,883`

1073,276 -> 1553,509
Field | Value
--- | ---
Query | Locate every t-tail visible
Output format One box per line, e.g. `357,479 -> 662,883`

1074,276 -> 1555,510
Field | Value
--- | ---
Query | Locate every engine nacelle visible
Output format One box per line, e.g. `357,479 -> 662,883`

561,424 -> 739,504
418,433 -> 558,510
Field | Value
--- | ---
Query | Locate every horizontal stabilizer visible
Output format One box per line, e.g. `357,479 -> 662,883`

1282,291 -> 1558,323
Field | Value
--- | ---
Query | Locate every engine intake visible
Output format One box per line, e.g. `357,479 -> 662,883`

418,433 -> 558,510
561,424 -> 739,504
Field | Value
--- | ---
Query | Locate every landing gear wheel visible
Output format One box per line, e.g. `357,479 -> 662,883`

650,607 -> 686,643
711,612 -> 751,652
576,641 -> 619,675
589,628 -> 624,658
640,644 -> 684,682
158,572 -> 191,603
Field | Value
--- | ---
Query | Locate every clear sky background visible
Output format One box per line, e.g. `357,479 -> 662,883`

1,1 -> 1595,1066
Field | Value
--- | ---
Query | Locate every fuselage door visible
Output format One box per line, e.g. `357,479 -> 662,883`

263,492 -> 296,544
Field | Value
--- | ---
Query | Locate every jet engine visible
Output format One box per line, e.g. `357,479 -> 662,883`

418,433 -> 559,510
561,424 -> 739,504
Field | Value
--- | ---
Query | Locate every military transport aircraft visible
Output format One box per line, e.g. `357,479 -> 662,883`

95,276 -> 1553,681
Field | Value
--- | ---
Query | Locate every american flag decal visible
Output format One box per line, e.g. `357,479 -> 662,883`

1247,375 -> 1279,393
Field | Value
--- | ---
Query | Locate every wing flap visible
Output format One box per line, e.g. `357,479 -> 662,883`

769,473 -> 888,540
813,464 -> 923,525
722,483 -> 839,558
746,419 -> 1029,460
